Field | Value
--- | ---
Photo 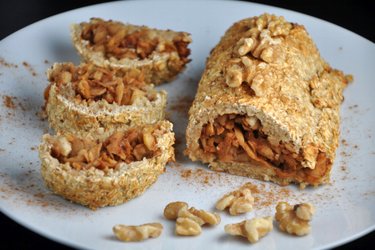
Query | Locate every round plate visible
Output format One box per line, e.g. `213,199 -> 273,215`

0,1 -> 374,249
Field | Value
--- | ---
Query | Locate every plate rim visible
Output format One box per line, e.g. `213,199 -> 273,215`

0,0 -> 374,249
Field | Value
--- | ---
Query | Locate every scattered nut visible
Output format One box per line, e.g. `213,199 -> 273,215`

224,216 -> 273,243
295,203 -> 315,221
216,184 -> 254,215
113,223 -> 163,242
164,201 -> 221,237
175,217 -> 202,236
215,194 -> 235,211
188,207 -> 221,226
164,201 -> 221,226
229,195 -> 254,216
177,206 -> 205,226
164,201 -> 189,220
275,202 -> 315,236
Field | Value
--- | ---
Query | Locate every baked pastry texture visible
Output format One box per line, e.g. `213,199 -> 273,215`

71,18 -> 192,85
185,14 -> 350,187
45,62 -> 166,138
39,121 -> 175,209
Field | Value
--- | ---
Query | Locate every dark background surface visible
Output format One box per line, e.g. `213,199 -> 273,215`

0,0 -> 374,249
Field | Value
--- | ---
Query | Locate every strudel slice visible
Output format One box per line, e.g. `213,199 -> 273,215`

45,62 -> 166,138
71,18 -> 191,85
39,121 -> 174,209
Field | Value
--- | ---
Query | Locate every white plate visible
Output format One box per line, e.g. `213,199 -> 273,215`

0,0 -> 374,249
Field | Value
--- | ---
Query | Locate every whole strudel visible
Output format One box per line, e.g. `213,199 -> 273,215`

185,14 -> 350,187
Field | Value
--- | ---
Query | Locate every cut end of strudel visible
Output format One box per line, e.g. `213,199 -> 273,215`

185,14 -> 351,187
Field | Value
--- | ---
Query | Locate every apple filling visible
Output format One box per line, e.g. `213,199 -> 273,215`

50,127 -> 160,171
46,63 -> 156,105
80,18 -> 190,62
199,114 -> 331,184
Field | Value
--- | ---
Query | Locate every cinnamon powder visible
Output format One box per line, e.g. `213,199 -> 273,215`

2,95 -> 15,109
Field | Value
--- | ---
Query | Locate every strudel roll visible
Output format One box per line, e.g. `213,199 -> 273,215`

71,18 -> 192,85
185,14 -> 350,187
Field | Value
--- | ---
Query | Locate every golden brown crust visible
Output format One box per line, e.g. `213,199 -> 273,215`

39,121 -> 175,209
45,62 -> 167,138
71,18 -> 192,85
185,14 -> 348,186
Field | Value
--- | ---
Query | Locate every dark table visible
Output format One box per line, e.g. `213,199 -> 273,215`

1,0 -> 374,249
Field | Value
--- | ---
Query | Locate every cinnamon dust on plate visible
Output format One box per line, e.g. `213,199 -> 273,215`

178,166 -> 294,209
0,57 -> 18,68
2,95 -> 16,109
22,61 -> 37,77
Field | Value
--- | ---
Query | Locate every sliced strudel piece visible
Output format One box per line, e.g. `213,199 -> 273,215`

39,121 -> 175,209
44,62 -> 166,138
71,18 -> 191,85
